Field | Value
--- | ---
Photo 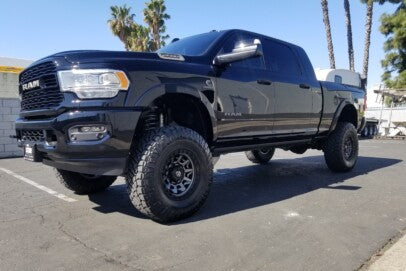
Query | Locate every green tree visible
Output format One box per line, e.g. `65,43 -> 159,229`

380,1 -> 406,89
128,23 -> 150,52
143,0 -> 171,51
321,0 -> 336,69
108,1 -> 170,52
108,5 -> 134,51
344,0 -> 355,71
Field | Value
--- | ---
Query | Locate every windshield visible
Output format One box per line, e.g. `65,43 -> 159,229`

157,31 -> 223,56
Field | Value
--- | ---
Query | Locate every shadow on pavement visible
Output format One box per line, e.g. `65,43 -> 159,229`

88,155 -> 402,223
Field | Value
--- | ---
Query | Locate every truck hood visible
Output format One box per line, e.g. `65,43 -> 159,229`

50,50 -> 162,64
29,50 -> 206,70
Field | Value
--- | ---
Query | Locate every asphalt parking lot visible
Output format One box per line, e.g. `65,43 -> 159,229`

0,139 -> 405,271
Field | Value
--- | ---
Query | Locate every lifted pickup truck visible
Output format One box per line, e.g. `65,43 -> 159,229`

15,29 -> 366,222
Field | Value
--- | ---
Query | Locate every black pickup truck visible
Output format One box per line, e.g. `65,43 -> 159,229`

15,29 -> 366,222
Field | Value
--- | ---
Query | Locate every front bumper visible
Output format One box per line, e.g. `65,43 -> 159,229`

15,109 -> 142,176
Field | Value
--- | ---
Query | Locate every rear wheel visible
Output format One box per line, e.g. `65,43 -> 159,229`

55,169 -> 116,194
245,148 -> 275,164
324,122 -> 358,172
125,125 -> 213,223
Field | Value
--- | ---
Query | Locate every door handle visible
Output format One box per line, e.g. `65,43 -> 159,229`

257,79 -> 272,85
299,83 -> 310,89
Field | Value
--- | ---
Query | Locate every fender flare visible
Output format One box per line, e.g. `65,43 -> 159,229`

329,100 -> 357,132
134,83 -> 218,140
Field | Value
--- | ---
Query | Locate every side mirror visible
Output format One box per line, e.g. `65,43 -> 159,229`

214,40 -> 263,65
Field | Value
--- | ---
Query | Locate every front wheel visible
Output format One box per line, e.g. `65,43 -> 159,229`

55,169 -> 116,194
125,125 -> 213,223
324,122 -> 359,172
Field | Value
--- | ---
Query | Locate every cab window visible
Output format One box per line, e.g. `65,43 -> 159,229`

262,39 -> 301,76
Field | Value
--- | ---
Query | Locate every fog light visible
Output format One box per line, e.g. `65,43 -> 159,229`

79,126 -> 106,133
68,125 -> 108,142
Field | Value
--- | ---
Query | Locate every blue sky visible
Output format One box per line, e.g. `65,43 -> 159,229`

0,0 -> 397,87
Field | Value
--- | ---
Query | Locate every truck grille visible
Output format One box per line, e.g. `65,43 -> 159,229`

19,62 -> 63,111
21,130 -> 45,142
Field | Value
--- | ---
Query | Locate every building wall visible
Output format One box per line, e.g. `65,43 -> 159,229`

0,98 -> 22,158
0,58 -> 32,158
366,107 -> 406,126
0,72 -> 19,98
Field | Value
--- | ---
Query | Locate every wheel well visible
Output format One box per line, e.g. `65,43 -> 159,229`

337,104 -> 357,128
135,93 -> 213,144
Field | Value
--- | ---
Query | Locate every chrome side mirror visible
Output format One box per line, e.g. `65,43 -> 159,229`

214,39 -> 263,65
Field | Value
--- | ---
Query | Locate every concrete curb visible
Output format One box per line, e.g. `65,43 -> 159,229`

359,229 -> 406,271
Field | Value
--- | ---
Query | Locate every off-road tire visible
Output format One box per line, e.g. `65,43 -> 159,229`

245,148 -> 275,164
55,169 -> 117,194
125,125 -> 213,223
324,122 -> 359,172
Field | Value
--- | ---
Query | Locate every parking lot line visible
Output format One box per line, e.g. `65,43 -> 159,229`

0,167 -> 77,202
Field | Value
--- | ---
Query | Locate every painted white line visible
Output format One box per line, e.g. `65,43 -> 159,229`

0,167 -> 77,202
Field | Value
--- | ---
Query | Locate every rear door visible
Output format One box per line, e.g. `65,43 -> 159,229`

262,39 -> 314,135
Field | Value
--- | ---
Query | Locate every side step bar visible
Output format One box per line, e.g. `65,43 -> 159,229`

212,138 -> 312,155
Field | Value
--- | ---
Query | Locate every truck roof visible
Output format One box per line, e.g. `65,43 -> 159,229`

221,29 -> 301,50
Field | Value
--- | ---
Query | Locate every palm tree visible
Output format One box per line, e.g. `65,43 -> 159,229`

321,0 -> 336,69
362,0 -> 374,79
108,5 -> 134,50
360,0 -> 401,81
128,24 -> 150,52
143,0 -> 170,51
344,0 -> 355,71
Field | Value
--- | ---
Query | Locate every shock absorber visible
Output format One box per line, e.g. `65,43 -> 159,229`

143,107 -> 160,131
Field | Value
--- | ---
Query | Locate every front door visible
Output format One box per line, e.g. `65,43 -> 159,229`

215,33 -> 275,138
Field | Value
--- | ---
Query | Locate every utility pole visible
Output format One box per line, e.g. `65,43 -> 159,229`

377,84 -> 384,134
388,99 -> 394,134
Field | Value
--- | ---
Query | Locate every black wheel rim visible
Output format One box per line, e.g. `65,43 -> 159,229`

163,152 -> 195,197
343,137 -> 354,160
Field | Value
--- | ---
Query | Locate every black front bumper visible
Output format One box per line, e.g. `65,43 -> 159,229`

15,109 -> 142,176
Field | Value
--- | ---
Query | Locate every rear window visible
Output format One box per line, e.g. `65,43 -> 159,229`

263,40 -> 301,76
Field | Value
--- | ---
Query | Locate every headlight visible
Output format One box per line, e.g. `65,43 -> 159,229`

57,69 -> 130,99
